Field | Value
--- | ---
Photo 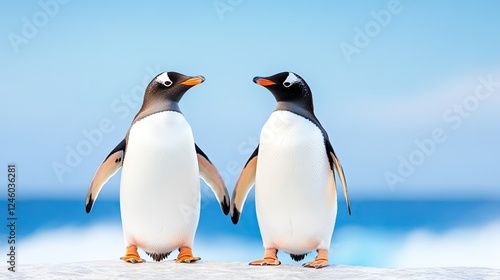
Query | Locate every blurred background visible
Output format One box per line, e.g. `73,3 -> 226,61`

1,0 -> 499,268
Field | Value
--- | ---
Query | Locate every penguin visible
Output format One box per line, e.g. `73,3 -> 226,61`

230,72 -> 351,269
85,71 -> 230,263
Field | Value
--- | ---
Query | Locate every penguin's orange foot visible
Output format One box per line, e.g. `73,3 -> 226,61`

302,259 -> 328,269
249,258 -> 281,266
249,248 -> 281,266
120,245 -> 145,264
175,246 -> 201,263
302,249 -> 328,269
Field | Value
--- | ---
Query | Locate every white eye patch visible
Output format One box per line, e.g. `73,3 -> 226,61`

283,72 -> 298,87
156,72 -> 173,87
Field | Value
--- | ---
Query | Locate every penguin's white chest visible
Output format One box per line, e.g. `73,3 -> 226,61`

255,110 -> 337,254
120,111 -> 200,254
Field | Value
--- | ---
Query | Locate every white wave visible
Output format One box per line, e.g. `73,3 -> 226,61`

330,226 -> 403,267
7,223 -> 263,265
13,223 -> 125,265
391,221 -> 500,268
5,221 -> 500,269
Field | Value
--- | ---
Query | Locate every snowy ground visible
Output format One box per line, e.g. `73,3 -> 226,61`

8,261 -> 500,280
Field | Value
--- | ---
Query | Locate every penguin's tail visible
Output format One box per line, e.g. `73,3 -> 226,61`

145,251 -> 172,262
289,253 -> 308,262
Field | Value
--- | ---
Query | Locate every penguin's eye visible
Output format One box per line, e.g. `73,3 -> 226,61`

283,72 -> 298,88
156,72 -> 173,87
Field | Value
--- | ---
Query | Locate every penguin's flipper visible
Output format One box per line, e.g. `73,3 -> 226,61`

85,139 -> 126,213
326,141 -> 351,215
230,146 -> 259,224
195,144 -> 230,215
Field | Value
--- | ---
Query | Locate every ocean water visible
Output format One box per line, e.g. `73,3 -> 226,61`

2,197 -> 500,268
8,198 -> 500,238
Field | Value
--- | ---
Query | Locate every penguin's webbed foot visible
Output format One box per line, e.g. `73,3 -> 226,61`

120,245 -> 146,264
175,246 -> 201,263
249,248 -> 281,266
249,259 -> 281,266
302,249 -> 328,269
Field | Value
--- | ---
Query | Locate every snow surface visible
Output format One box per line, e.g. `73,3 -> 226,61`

7,261 -> 500,280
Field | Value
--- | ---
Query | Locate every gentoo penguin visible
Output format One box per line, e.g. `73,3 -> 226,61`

230,72 -> 351,269
85,71 -> 230,263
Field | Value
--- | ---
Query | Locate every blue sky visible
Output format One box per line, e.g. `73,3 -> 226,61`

1,0 -> 499,199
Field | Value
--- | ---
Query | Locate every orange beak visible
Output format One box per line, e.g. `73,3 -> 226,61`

181,76 -> 205,86
255,78 -> 276,86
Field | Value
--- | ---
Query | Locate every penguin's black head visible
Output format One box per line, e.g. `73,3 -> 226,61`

145,71 -> 205,103
253,72 -> 314,111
